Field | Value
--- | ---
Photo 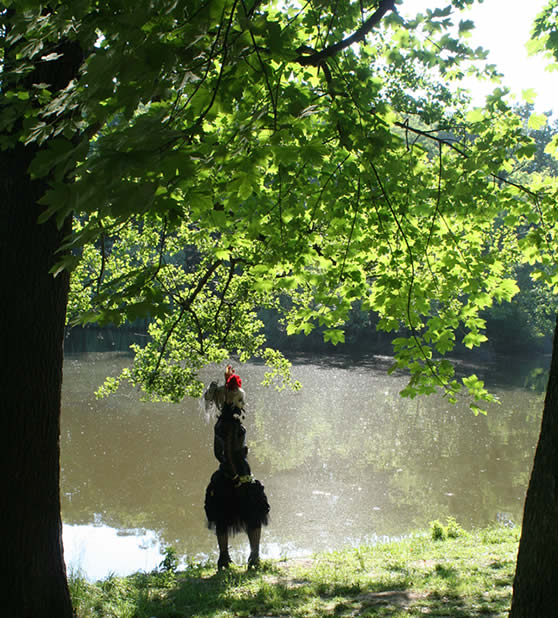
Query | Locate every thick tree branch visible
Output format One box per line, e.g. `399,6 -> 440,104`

296,0 -> 395,66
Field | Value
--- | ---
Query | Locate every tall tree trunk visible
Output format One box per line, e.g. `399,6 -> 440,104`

0,152 -> 73,617
0,16 -> 82,616
509,314 -> 558,617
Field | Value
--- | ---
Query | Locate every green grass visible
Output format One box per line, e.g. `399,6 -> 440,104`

70,524 -> 519,617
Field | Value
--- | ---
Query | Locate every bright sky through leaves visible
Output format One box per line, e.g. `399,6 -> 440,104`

401,0 -> 555,115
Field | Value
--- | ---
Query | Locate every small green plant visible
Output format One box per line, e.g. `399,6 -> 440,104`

446,516 -> 464,539
430,520 -> 446,541
430,517 -> 464,541
159,546 -> 179,574
68,567 -> 98,616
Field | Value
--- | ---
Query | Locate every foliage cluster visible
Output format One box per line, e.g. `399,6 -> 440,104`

3,1 -> 558,411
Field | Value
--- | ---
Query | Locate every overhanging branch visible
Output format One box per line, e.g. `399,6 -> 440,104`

296,0 -> 396,67
147,260 -> 222,386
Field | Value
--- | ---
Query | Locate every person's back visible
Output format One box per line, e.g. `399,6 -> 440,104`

213,405 -> 250,478
225,386 -> 245,409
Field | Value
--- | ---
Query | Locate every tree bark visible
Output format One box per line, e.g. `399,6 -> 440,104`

0,156 -> 73,617
0,17 -> 81,616
509,314 -> 558,617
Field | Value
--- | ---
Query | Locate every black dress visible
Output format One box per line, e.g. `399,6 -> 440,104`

204,403 -> 270,534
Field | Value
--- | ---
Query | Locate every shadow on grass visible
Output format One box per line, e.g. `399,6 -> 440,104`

109,559 -> 513,618
134,564 -> 316,617
71,527 -> 519,618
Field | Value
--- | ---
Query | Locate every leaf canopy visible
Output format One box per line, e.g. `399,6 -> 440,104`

3,0 -> 558,408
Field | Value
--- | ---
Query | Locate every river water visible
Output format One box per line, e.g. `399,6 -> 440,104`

60,350 -> 548,580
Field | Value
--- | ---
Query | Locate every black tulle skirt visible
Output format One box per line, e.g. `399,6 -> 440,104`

204,469 -> 270,535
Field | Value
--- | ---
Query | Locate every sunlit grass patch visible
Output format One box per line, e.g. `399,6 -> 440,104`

70,525 -> 520,617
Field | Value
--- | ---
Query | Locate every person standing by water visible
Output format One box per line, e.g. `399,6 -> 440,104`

204,365 -> 270,569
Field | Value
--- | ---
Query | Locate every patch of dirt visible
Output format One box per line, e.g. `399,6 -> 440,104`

275,557 -> 316,571
269,559 -> 425,609
259,557 -> 316,588
410,559 -> 439,569
357,589 -> 425,607
320,590 -> 426,616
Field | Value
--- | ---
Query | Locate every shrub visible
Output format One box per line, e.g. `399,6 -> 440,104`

430,520 -> 446,541
430,517 -> 464,541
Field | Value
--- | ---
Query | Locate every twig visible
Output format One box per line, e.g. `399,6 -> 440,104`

339,176 -> 361,282
395,120 -> 540,199
148,260 -> 222,385
213,258 -> 237,330
309,153 -> 351,225
369,158 -> 449,392
241,0 -> 277,131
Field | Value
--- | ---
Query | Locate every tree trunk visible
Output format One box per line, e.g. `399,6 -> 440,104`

0,17 -> 82,616
0,151 -> 73,617
509,314 -> 558,617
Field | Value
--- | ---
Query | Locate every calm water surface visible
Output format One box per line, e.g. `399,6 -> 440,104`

61,352 -> 547,580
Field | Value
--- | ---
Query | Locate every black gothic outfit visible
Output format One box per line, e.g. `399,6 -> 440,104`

204,403 -> 270,534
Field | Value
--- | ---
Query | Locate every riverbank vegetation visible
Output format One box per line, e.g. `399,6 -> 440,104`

70,524 -> 519,617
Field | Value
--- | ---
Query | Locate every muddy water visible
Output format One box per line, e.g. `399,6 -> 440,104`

61,352 -> 546,580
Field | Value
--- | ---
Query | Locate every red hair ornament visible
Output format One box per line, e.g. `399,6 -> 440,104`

226,374 -> 242,390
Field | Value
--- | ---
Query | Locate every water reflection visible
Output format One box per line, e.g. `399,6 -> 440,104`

64,524 -> 163,581
61,352 -> 546,580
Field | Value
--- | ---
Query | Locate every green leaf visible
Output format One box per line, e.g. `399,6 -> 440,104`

521,88 -> 537,104
469,403 -> 487,416
466,108 -> 484,123
252,278 -> 274,292
462,332 -> 488,349
50,255 -> 80,277
323,329 -> 345,345
544,134 -> 558,158
528,112 -> 547,130
462,374 -> 486,397
516,143 -> 537,159
214,249 -> 230,260
458,19 -> 475,35
237,176 -> 254,200
494,279 -> 520,303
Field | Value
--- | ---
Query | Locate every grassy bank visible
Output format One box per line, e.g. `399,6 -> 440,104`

70,523 -> 519,617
